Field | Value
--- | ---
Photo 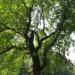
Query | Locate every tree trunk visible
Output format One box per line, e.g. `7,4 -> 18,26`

30,48 -> 41,75
27,31 -> 41,75
32,51 -> 41,75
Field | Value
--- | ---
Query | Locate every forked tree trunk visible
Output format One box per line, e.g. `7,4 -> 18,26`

27,31 -> 41,75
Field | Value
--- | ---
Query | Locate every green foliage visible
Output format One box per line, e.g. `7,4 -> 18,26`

0,0 -> 75,75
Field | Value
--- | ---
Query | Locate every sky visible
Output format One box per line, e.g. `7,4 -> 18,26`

66,33 -> 75,65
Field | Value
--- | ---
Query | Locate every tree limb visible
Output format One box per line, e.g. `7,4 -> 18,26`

30,30 -> 42,50
23,0 -> 34,35
0,28 -> 7,33
40,12 -> 66,43
21,0 -> 28,13
0,23 -> 23,35
40,30 -> 57,42
41,30 -> 60,69
0,46 -> 16,54
41,5 -> 67,70
0,46 -> 28,54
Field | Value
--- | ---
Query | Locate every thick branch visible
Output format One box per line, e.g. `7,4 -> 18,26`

0,23 -> 23,35
24,0 -> 34,35
41,30 -> 57,42
31,30 -> 42,50
0,28 -> 7,33
0,46 -> 16,54
0,46 -> 28,54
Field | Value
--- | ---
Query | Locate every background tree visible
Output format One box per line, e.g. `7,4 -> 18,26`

0,0 -> 75,75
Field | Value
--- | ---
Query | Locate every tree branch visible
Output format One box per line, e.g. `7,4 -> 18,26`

0,46 -> 16,54
24,11 -> 32,37
21,0 -> 28,13
41,2 -> 46,36
0,28 -> 7,33
40,0 -> 68,43
23,0 -> 34,36
40,30 -> 57,42
30,30 -> 42,50
40,12 -> 66,43
0,23 -> 23,35
41,4 -> 68,69
41,28 -> 62,70
0,46 -> 28,54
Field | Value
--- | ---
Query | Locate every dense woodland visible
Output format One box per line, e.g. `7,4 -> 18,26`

0,0 -> 75,75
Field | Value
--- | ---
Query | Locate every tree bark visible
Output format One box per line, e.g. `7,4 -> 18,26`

26,31 -> 41,75
30,48 -> 41,75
